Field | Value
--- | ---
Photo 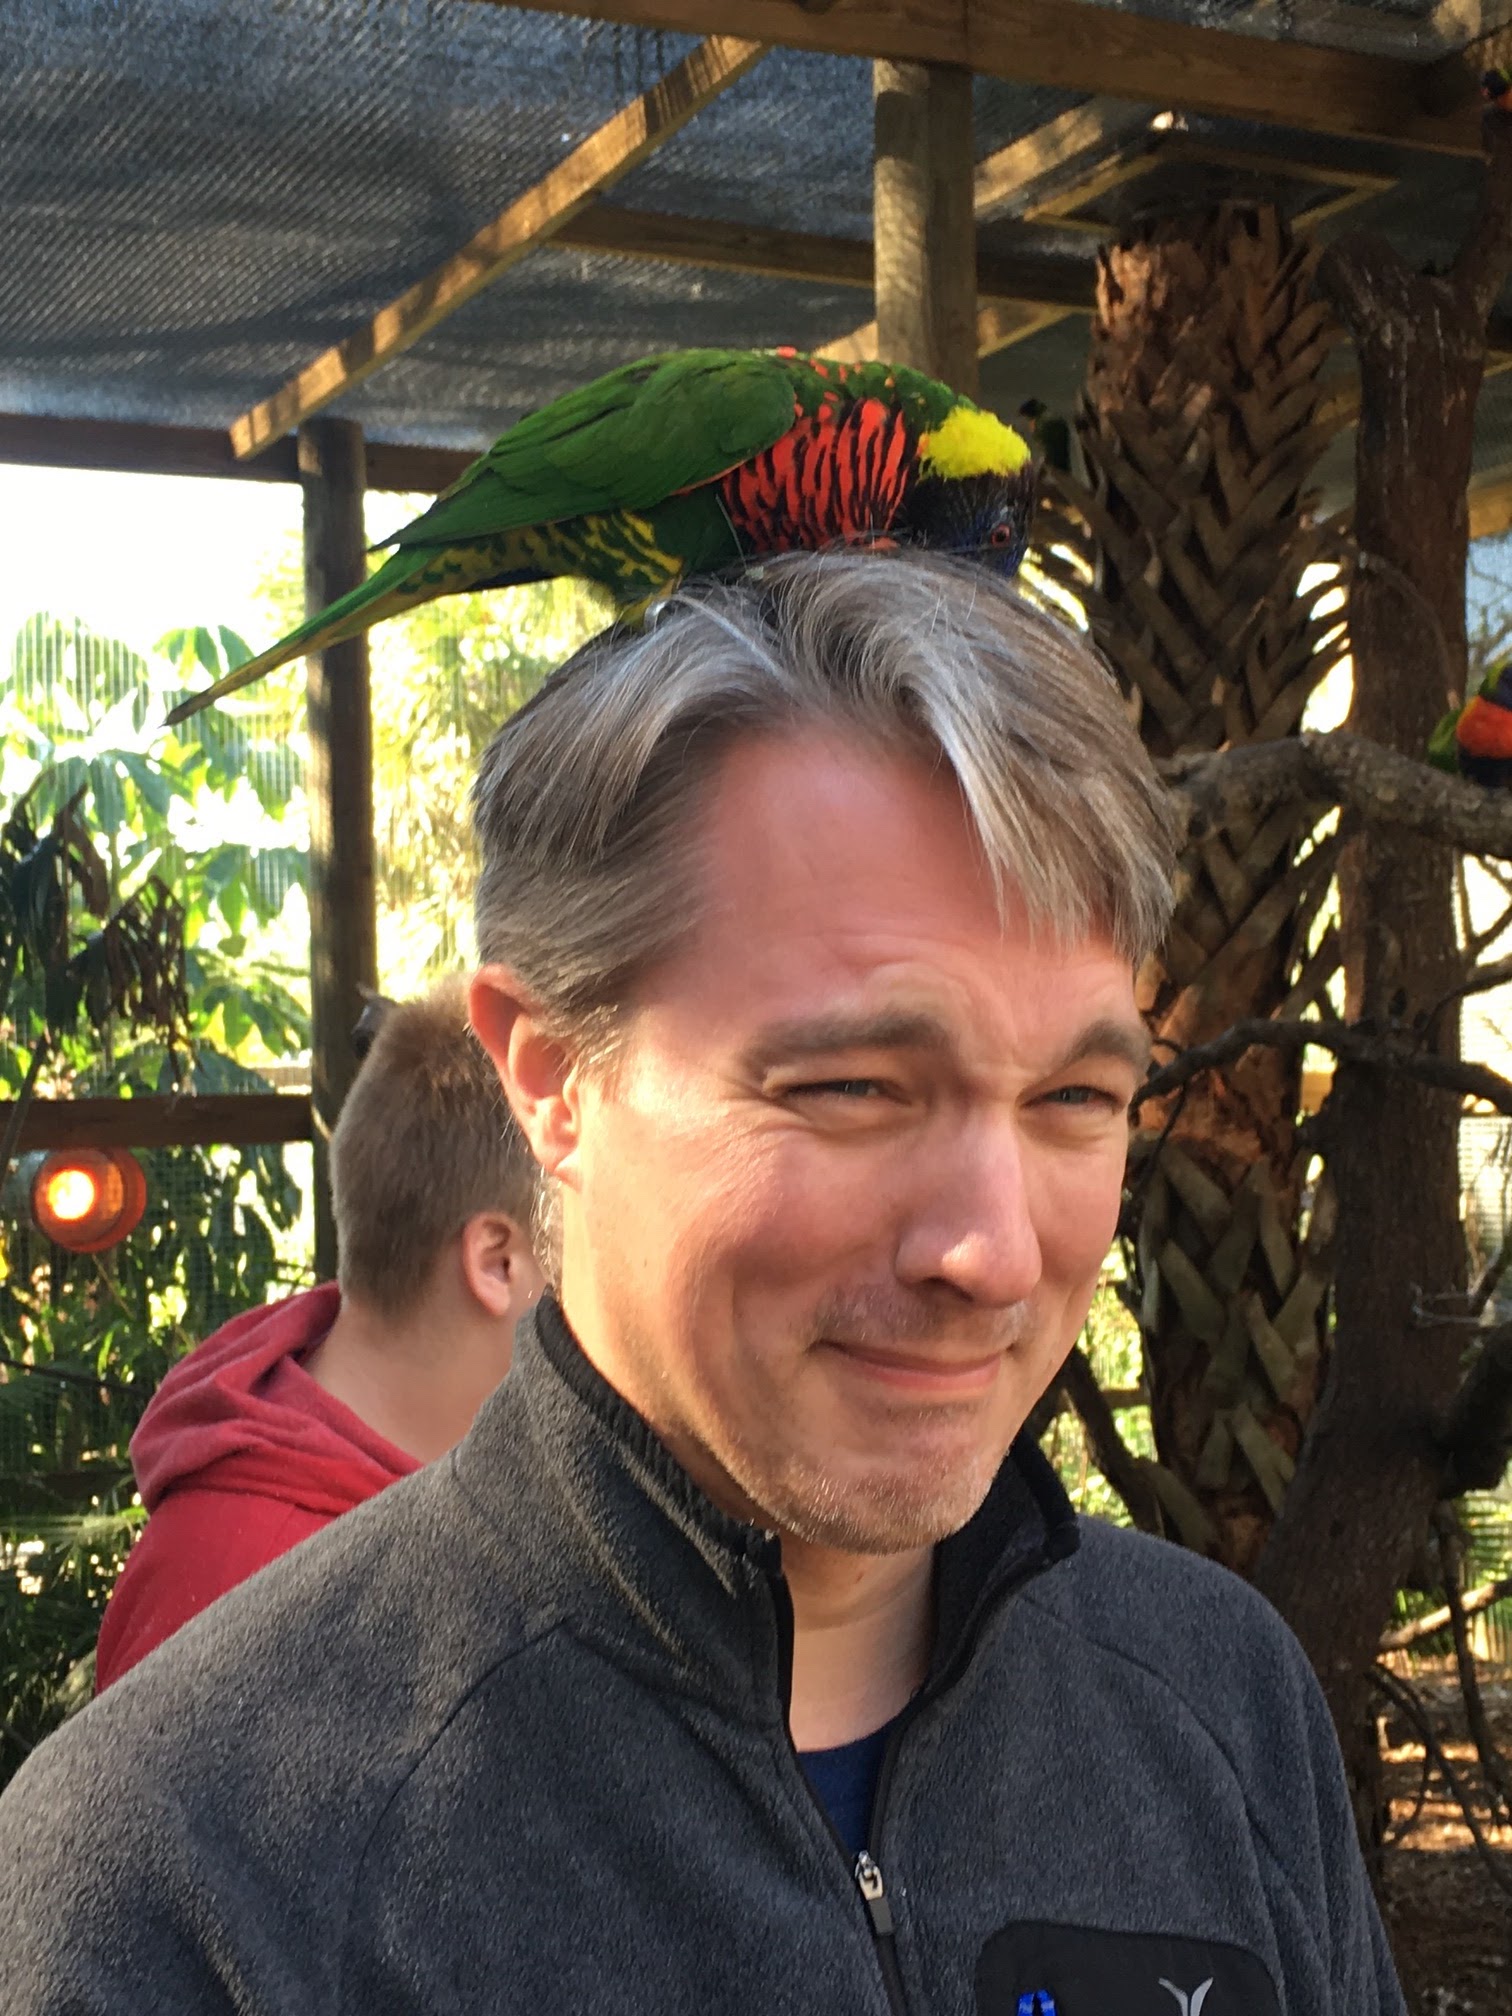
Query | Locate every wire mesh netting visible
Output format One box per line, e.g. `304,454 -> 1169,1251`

5,0 -> 1512,482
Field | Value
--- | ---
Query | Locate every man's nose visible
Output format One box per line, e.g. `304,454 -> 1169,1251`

891,1114 -> 1044,1308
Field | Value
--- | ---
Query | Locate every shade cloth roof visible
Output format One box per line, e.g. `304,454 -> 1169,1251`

6,0 -> 1512,499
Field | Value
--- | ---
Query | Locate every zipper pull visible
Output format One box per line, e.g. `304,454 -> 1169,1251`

854,1850 -> 895,1937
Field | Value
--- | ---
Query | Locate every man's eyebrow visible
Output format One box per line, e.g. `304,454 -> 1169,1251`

742,1011 -> 1152,1080
742,1011 -> 955,1074
1052,1017 -> 1152,1079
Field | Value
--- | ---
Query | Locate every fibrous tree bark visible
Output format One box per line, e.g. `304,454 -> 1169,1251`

1035,204 -> 1349,1574
1252,107 -> 1512,1818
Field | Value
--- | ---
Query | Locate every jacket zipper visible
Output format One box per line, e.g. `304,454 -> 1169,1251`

853,1849 -> 908,2014
849,1689 -> 921,2016
764,1517 -> 1070,2016
768,1567 -> 909,2014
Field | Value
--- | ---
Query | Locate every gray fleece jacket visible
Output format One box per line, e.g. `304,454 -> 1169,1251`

0,1296 -> 1403,2016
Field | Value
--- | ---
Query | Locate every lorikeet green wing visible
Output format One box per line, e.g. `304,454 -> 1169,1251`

406,349 -> 797,540
1427,704 -> 1464,774
167,351 -> 800,722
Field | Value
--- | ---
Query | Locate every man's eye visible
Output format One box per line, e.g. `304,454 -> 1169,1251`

789,1079 -> 886,1100
1041,1084 -> 1122,1110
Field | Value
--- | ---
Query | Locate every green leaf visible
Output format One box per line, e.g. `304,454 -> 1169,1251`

115,752 -> 176,823
220,988 -> 251,1051
85,759 -> 125,838
216,627 -> 253,671
248,846 -> 305,920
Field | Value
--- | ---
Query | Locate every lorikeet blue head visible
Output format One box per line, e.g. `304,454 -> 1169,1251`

900,470 -> 1037,576
898,406 -> 1038,576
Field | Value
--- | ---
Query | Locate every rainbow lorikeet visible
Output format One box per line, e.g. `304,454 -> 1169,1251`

167,346 -> 1036,722
1428,659 -> 1512,785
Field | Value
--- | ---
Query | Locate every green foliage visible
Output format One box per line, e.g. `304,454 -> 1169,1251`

254,512 -> 605,989
1,615 -> 313,1783
1040,1268 -> 1153,1525
0,1513 -> 135,1780
4,615 -> 306,1032
370,578 -> 601,982
2,552 -> 603,1777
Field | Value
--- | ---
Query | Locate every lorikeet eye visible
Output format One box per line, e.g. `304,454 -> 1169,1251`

989,523 -> 1017,547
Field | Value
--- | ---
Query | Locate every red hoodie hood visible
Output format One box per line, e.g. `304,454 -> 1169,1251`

130,1285 -> 418,1518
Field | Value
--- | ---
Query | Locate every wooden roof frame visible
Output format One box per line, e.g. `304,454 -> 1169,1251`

27,1 -> 1512,498
230,33 -> 767,458
824,112 -> 1403,365
232,53 -> 1116,459
228,0 -> 1511,467
0,414 -> 473,490
1025,132 -> 1398,237
465,0 -> 1490,155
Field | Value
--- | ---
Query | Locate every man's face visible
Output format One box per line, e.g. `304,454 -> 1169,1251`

554,730 -> 1146,1555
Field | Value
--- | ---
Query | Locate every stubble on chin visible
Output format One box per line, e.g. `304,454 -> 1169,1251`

742,1283 -> 1047,1553
753,1437 -> 1005,1555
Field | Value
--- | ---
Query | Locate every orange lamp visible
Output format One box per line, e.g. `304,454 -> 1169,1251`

29,1147 -> 147,1254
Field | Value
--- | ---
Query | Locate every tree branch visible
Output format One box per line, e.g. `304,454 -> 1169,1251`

1424,953 -> 1512,1048
1137,1015 -> 1512,1119
1381,1574 -> 1512,1651
1434,1506 -> 1512,1827
1369,1666 -> 1512,1899
1055,1344 -> 1163,1534
1164,730 -> 1512,862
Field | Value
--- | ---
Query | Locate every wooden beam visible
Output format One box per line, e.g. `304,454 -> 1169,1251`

466,1 -> 1483,154
973,100 -> 1151,221
1026,134 -> 1397,237
824,92 -> 1108,369
0,1094 -> 312,1153
874,61 -> 979,393
1470,467 -> 1512,540
0,414 -> 473,492
974,300 -> 1070,360
554,204 -> 874,286
230,36 -> 765,461
300,418 -> 378,1281
827,300 -> 1067,369
556,201 -> 1095,311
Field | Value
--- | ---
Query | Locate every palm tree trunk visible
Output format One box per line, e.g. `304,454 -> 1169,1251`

1035,203 -> 1348,1573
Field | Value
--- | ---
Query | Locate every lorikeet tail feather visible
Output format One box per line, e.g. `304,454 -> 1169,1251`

164,538 -> 548,723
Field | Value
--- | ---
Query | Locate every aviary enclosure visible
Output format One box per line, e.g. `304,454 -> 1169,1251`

3,3 -> 1512,2006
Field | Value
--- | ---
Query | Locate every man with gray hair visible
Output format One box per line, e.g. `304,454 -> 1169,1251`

0,551 -> 1402,2014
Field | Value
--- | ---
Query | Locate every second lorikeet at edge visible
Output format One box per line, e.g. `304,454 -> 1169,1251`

168,346 -> 1037,723
1428,658 -> 1512,785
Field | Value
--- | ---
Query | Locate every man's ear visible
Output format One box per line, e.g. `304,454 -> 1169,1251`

470,967 -> 580,1184
458,1212 -> 543,1319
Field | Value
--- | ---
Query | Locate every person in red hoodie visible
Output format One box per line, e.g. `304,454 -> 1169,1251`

94,978 -> 544,1690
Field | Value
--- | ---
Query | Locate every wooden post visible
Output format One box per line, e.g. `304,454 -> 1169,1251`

300,417 -> 378,1282
872,60 -> 978,393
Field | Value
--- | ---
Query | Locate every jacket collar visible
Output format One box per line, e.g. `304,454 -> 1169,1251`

452,1295 -> 1078,1724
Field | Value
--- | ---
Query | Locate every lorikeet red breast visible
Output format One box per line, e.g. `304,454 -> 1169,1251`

168,347 -> 1036,723
1429,659 -> 1512,785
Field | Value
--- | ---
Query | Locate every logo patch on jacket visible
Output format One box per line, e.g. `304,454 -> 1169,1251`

977,1923 -> 1280,2016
